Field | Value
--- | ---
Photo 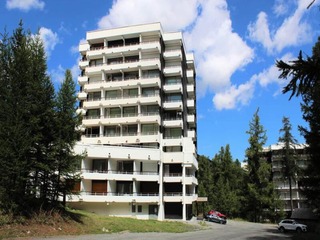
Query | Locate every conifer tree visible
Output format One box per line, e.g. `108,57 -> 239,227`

52,69 -> 81,205
277,37 -> 320,213
245,109 -> 280,222
278,117 -> 299,215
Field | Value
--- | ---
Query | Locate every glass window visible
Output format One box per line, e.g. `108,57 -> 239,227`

123,106 -> 137,117
141,124 -> 158,135
105,90 -> 120,99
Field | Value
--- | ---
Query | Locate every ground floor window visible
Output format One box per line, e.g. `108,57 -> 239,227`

149,205 -> 158,215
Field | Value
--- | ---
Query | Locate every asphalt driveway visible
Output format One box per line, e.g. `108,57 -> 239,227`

31,220 -> 293,240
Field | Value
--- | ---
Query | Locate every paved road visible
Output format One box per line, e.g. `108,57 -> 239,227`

31,220 -> 293,240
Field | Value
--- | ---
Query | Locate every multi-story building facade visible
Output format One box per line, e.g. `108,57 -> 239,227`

68,23 -> 198,221
263,143 -> 309,214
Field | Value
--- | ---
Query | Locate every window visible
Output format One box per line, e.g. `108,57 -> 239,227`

141,105 -> 159,115
87,109 -> 100,119
138,205 -> 142,213
125,55 -> 139,63
132,205 -> 136,212
88,92 -> 101,101
92,159 -> 108,172
141,124 -> 158,135
149,205 -> 158,215
92,180 -> 107,194
124,71 -> 139,80
163,146 -> 182,152
118,161 -> 133,173
116,181 -> 133,194
164,128 -> 182,139
108,108 -> 121,118
142,70 -> 159,78
105,90 -> 120,99
166,93 -> 181,102
122,125 -> 138,136
165,77 -> 181,85
85,127 -> 99,137
107,57 -> 123,65
123,89 -> 138,98
142,87 -> 158,97
104,126 -> 120,137
123,106 -> 137,117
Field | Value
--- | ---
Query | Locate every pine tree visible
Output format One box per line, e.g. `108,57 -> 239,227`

277,37 -> 320,213
278,117 -> 300,215
52,69 -> 82,205
245,108 -> 279,222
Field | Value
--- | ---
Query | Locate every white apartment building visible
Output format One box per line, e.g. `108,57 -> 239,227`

262,143 -> 309,214
68,23 -> 198,221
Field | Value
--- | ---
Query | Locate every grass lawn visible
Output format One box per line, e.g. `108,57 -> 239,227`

0,209 -> 200,239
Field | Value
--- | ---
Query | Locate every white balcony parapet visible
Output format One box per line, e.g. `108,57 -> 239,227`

77,92 -> 87,100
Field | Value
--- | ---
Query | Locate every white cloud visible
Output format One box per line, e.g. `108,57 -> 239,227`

38,27 -> 59,58
184,0 -> 254,93
213,80 -> 255,110
49,65 -> 65,84
97,0 -> 254,103
6,0 -> 44,11
273,0 -> 289,16
98,0 -> 199,31
248,0 -> 313,54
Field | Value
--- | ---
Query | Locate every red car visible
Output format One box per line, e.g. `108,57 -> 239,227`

208,210 -> 227,219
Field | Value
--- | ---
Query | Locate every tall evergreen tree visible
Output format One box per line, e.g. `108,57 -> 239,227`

245,108 -> 280,222
277,37 -> 320,213
278,117 -> 299,215
52,69 -> 82,205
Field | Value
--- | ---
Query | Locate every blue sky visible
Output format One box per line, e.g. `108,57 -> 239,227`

1,0 -> 319,161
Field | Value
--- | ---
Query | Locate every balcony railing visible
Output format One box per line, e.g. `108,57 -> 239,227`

83,131 -> 159,138
81,192 -> 159,196
81,169 -> 158,175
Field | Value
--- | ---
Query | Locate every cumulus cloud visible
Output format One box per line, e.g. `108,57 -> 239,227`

97,0 -> 254,108
38,27 -> 59,58
184,0 -> 254,94
6,0 -> 44,11
273,0 -> 289,16
248,0 -> 313,54
49,65 -> 65,84
98,0 -> 199,31
213,80 -> 255,110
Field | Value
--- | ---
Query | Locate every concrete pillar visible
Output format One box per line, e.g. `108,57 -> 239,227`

182,164 -> 186,221
158,161 -> 165,221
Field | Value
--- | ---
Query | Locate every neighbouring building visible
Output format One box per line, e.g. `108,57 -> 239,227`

67,23 -> 198,221
262,143 -> 309,214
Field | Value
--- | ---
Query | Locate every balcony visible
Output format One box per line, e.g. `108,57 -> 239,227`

187,115 -> 195,124
163,100 -> 182,110
187,99 -> 194,108
79,42 -> 90,53
187,84 -> 194,93
163,49 -> 182,60
76,108 -> 86,116
77,92 -> 87,100
162,152 -> 183,163
163,118 -> 182,128
69,192 -> 159,203
79,60 -> 89,69
163,66 -> 182,77
78,75 -> 88,85
85,58 -> 161,76
163,83 -> 182,93
163,173 -> 182,183
186,69 -> 194,80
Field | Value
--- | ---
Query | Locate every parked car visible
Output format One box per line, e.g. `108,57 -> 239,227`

206,213 -> 227,224
207,210 -> 227,219
278,219 -> 307,233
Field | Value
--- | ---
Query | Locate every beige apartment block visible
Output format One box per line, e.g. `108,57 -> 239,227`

68,23 -> 198,221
